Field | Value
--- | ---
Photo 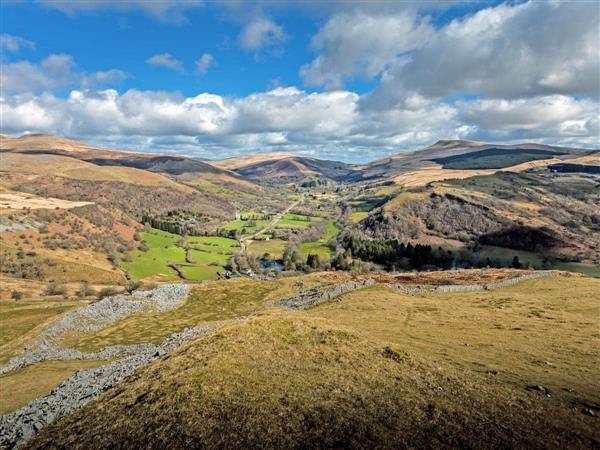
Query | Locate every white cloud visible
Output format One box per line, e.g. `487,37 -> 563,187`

2,1 -> 599,161
238,17 -> 287,52
146,53 -> 185,73
304,1 -> 600,101
1,54 -> 126,94
0,34 -> 35,53
457,95 -> 600,140
301,11 -> 433,89
81,69 -> 127,88
1,54 -> 77,93
4,87 -> 596,162
195,53 -> 214,75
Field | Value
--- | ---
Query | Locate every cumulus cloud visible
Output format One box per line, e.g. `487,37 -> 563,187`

2,1 -> 599,161
305,1 -> 600,101
457,95 -> 600,140
3,87 -> 596,161
195,53 -> 214,75
301,11 -> 433,89
146,53 -> 185,73
0,34 -> 35,53
1,54 -> 77,93
238,17 -> 287,52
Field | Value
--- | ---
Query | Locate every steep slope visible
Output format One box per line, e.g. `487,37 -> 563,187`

353,169 -> 600,266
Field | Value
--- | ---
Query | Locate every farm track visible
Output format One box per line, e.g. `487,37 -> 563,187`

239,197 -> 302,254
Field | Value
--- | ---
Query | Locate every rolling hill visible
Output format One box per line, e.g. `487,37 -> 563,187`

223,155 -> 358,185
17,273 -> 600,449
209,150 -> 358,184
0,134 -> 266,215
211,152 -> 296,170
350,140 -> 596,182
1,134 -> 599,448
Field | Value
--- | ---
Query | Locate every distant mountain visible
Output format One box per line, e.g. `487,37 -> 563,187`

350,140 -> 596,182
225,155 -> 358,184
211,152 -> 296,170
1,134 -> 224,176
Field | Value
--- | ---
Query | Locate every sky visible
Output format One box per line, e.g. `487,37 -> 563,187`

1,0 -> 599,163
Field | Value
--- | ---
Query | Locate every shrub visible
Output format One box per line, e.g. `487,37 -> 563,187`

97,287 -> 121,300
11,291 -> 23,301
76,282 -> 97,298
44,282 -> 68,296
125,280 -> 143,294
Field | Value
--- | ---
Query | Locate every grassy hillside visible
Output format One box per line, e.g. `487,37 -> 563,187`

24,273 -> 600,449
351,140 -> 590,182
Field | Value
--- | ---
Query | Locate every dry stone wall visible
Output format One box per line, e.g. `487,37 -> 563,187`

0,325 -> 216,449
276,279 -> 375,309
0,284 -> 190,375
388,271 -> 557,295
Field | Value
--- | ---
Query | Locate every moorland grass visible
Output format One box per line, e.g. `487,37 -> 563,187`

63,276 -> 328,352
0,360 -> 107,415
0,299 -> 83,364
27,313 -> 599,449
307,275 -> 600,405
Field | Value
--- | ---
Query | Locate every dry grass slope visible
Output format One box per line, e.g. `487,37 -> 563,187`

25,313 -> 599,449
20,272 -> 600,449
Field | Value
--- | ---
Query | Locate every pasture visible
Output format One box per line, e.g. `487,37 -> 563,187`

124,229 -> 239,282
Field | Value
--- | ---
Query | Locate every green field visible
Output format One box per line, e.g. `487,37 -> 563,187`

223,219 -> 271,234
552,262 -> 600,278
350,211 -> 368,223
348,194 -> 388,212
187,236 -> 240,253
124,229 -> 239,282
248,239 -> 287,259
300,242 -> 332,259
322,220 -> 341,241
300,220 -> 340,261
276,213 -> 323,229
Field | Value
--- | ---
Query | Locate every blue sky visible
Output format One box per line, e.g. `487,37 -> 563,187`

1,0 -> 598,162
